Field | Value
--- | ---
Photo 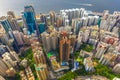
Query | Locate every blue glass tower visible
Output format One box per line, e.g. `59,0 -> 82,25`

38,23 -> 47,34
22,5 -> 37,35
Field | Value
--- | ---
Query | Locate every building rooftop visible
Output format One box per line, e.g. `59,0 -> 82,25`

104,53 -> 117,60
80,50 -> 93,57
98,41 -> 109,48
84,57 -> 94,67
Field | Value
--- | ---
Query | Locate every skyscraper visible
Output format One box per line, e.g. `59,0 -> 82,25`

65,19 -> 69,26
22,5 -> 37,35
8,31 -> 22,53
56,16 -> 63,27
59,32 -> 71,63
83,30 -> 90,43
76,31 -> 83,50
49,11 -> 56,25
7,17 -> 20,31
41,32 -> 51,52
72,18 -> 82,34
12,31 -> 24,46
69,34 -> 76,53
62,14 -> 69,26
0,25 -> 13,50
0,16 -> 12,33
95,42 -> 108,59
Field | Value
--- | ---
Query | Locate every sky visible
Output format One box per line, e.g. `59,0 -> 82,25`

0,0 -> 28,16
0,0 -> 60,16
0,0 -> 120,16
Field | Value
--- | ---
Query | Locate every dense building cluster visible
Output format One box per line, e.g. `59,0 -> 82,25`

0,5 -> 120,80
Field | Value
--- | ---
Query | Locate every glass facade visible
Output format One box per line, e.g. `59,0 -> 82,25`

23,6 -> 37,34
0,19 -> 12,33
38,23 -> 46,34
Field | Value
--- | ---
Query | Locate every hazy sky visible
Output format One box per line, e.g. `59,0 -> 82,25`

0,0 -> 60,16
0,0 -> 27,16
0,0 -> 120,16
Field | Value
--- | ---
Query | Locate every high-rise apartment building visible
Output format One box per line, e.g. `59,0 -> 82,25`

12,31 -> 24,46
0,58 -> 8,76
49,11 -> 56,25
35,63 -> 48,80
72,15 -> 99,35
83,57 -> 94,72
65,19 -> 69,26
95,42 -> 108,59
60,8 -> 86,21
0,27 -> 13,49
76,31 -> 83,50
10,51 -> 20,62
2,52 -> 18,68
7,17 -> 20,31
59,32 -> 71,63
99,53 -> 116,65
41,30 -> 58,52
20,67 -> 35,80
56,16 -> 63,27
83,30 -> 90,43
34,50 -> 46,64
0,51 -> 18,77
8,30 -> 24,52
